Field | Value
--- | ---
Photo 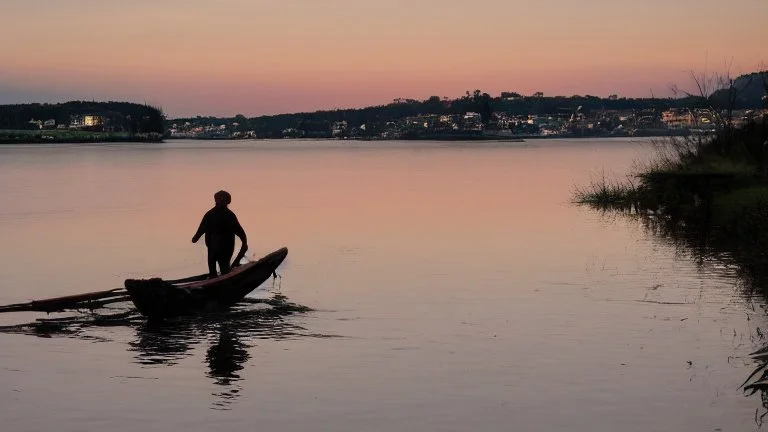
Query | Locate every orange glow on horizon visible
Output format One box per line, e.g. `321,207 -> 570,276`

1,0 -> 765,117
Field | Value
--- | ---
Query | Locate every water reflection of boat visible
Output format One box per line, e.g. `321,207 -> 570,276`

130,320 -> 197,366
127,299 -> 313,409
0,295 -> 317,410
125,247 -> 288,320
127,297 -> 311,367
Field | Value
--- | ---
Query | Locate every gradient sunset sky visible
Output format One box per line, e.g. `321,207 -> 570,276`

1,0 -> 766,117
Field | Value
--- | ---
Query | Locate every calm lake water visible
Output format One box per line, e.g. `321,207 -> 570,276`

0,138 -> 766,431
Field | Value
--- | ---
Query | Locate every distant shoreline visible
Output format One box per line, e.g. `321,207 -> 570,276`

166,130 -> 702,142
0,130 -> 163,144
0,130 -> 713,145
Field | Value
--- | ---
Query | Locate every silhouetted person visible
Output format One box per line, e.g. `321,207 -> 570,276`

192,190 -> 248,278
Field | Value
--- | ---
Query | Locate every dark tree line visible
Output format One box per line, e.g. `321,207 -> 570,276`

0,101 -> 166,134
170,72 -> 766,138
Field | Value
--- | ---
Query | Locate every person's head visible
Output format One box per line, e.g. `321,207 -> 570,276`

214,190 -> 232,207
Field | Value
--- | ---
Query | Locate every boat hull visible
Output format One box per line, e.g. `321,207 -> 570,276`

125,247 -> 288,320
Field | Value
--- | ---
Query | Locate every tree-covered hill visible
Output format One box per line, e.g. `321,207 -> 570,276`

710,71 -> 768,109
0,101 -> 165,134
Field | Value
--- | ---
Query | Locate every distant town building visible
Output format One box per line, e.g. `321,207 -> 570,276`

84,115 -> 103,127
70,116 -> 84,128
331,121 -> 348,137
463,112 -> 483,131
662,109 -> 694,128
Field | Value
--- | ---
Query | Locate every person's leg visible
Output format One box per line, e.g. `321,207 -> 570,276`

207,249 -> 219,278
218,255 -> 231,275
218,244 -> 235,275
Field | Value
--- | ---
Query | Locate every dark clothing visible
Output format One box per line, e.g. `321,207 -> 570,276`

193,205 -> 247,278
208,243 -> 234,278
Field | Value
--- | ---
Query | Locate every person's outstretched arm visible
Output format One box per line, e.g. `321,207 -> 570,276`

191,214 -> 207,243
231,216 -> 248,267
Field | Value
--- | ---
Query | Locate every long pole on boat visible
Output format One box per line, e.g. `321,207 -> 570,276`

0,288 -> 128,314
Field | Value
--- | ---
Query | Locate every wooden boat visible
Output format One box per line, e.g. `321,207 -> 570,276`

124,247 -> 288,320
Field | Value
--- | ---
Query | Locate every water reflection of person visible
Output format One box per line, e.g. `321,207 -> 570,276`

191,190 -> 248,279
206,326 -> 250,409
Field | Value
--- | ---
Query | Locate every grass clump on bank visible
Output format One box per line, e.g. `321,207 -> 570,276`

573,173 -> 639,210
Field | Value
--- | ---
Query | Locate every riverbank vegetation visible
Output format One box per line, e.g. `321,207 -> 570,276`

575,69 -> 768,291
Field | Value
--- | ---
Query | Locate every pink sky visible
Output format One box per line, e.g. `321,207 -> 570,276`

1,0 -> 766,117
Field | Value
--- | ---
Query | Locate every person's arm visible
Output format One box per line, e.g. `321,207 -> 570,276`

231,215 -> 248,267
191,214 -> 207,243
